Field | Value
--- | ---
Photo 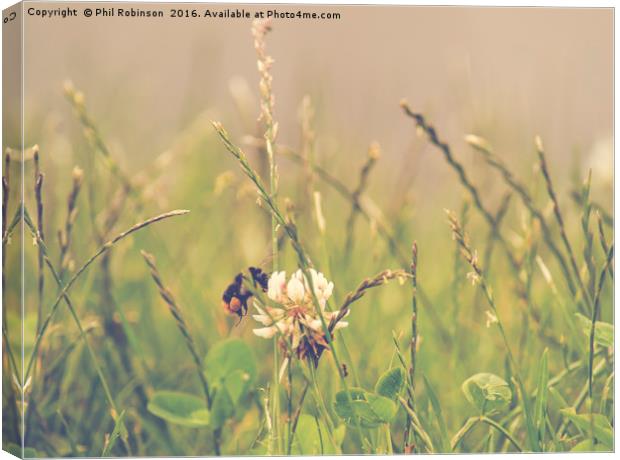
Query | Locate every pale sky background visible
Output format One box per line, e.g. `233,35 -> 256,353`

20,4 -> 613,196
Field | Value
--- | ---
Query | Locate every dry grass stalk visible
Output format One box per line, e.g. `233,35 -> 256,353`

141,251 -> 213,407
22,207 -> 131,452
279,146 -> 452,344
63,81 -> 137,200
2,150 -> 10,299
344,143 -> 380,259
400,101 -> 521,274
33,146 -> 46,334
330,269 -> 410,330
409,242 -> 418,391
446,209 -> 541,451
535,137 -> 593,310
588,243 -> 614,399
482,192 -> 512,270
570,189 -> 612,227
58,166 -> 83,277
465,134 -> 576,295
596,211 -> 613,279
578,170 -> 596,297
24,208 -> 190,382
280,146 -> 409,266
3,150 -> 10,241
401,104 -> 560,349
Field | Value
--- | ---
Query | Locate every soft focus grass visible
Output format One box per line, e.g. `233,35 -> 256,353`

2,24 -> 614,457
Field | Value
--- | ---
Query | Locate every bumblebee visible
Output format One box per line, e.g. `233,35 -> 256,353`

222,266 -> 269,319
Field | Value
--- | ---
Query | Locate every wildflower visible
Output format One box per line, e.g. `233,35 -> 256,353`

252,268 -> 347,364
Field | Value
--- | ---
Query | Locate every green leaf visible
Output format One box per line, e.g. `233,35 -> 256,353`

204,338 -> 257,385
375,367 -> 404,399
570,439 -> 610,452
334,388 -> 396,428
462,373 -> 512,415
291,414 -> 339,454
204,338 -> 257,410
147,391 -> 210,427
423,375 -> 450,453
560,408 -> 613,448
534,349 -> 549,436
575,313 -> 613,348
224,368 -> 252,405
548,387 -> 569,412
210,388 -> 234,428
334,387 -> 367,420
367,393 -> 398,422
5,443 -> 41,458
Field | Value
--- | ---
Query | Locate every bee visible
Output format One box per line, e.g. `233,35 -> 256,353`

222,266 -> 269,320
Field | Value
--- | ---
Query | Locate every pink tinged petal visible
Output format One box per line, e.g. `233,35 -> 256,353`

268,271 -> 286,302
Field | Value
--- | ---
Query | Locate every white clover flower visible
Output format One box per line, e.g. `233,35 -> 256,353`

252,269 -> 347,362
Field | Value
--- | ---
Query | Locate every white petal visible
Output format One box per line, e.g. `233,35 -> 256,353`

324,281 -> 334,299
268,271 -> 286,302
334,321 -> 348,330
252,314 -> 272,326
253,326 -> 278,339
307,318 -> 324,331
287,277 -> 305,303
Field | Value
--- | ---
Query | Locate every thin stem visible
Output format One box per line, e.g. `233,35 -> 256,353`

536,137 -> 593,311
596,212 -> 613,279
142,250 -> 220,455
344,144 -> 379,260
588,244 -> 614,400
23,208 -> 190,382
22,208 -> 131,454
465,135 -> 576,297
33,147 -> 45,334
451,416 -> 523,452
447,210 -> 539,451
409,242 -> 418,394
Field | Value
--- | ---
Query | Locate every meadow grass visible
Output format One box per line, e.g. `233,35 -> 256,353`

1,19 -> 614,457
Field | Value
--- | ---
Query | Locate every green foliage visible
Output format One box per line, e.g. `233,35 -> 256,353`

560,408 -> 613,449
5,443 -> 41,458
375,367 -> 405,399
423,375 -> 451,453
534,349 -> 549,439
461,373 -> 512,415
203,338 -> 257,427
334,387 -> 398,428
147,391 -> 210,427
290,414 -> 343,454
575,313 -> 613,348
8,21 -> 613,456
102,411 -> 128,457
203,338 -> 258,389
570,439 -> 610,452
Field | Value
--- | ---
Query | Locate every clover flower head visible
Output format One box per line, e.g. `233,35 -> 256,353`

252,268 -> 345,364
